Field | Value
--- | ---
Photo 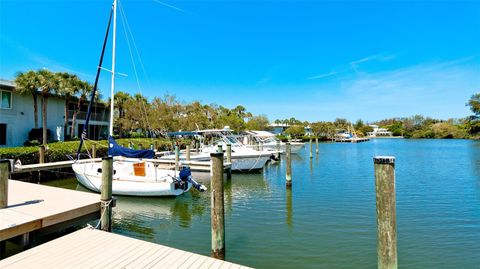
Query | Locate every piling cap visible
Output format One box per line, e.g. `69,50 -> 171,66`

373,156 -> 395,164
210,152 -> 224,157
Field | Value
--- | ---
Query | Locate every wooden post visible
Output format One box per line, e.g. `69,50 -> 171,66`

154,141 -> 158,151
309,138 -> 313,158
315,137 -> 319,154
0,159 -> 9,209
150,143 -> 154,150
138,143 -> 143,150
217,144 -> 223,153
175,145 -> 179,171
286,142 -> 292,188
39,145 -> 45,164
259,142 -> 263,151
276,140 -> 280,152
374,156 -> 397,269
210,152 -> 225,260
92,144 -> 97,159
186,145 -> 191,161
226,144 -> 232,180
101,156 -> 113,232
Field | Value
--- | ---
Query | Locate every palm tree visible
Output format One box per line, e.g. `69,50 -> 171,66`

56,72 -> 81,140
14,70 -> 40,129
37,69 -> 60,145
114,91 -> 131,138
71,80 -> 93,139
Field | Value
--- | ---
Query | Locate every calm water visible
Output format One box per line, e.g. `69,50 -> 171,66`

45,139 -> 480,268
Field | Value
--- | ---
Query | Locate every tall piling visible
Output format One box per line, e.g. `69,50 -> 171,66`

374,156 -> 397,269
286,142 -> 292,188
186,145 -> 191,161
92,144 -> 97,158
309,138 -> 313,158
101,156 -> 113,232
0,159 -> 9,209
315,137 -> 319,154
175,145 -> 180,171
210,152 -> 225,260
226,144 -> 232,180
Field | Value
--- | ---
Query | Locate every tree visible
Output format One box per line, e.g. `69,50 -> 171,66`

246,115 -> 270,130
14,70 -> 40,129
36,69 -> 61,144
114,91 -> 131,137
56,72 -> 81,140
71,80 -> 93,139
467,93 -> 480,115
284,125 -> 304,138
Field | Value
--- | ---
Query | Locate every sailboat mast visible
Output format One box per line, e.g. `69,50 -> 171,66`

109,0 -> 117,136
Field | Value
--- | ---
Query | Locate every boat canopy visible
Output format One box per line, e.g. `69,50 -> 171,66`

167,131 -> 198,137
108,136 -> 154,159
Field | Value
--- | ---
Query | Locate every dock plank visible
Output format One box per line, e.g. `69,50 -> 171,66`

0,180 -> 100,241
0,228 -> 250,269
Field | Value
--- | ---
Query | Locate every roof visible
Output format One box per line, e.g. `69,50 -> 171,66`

245,130 -> 275,137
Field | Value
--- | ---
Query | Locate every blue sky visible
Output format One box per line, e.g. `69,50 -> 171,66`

1,0 -> 479,122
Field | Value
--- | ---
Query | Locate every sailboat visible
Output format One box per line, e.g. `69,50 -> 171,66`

72,0 -> 205,196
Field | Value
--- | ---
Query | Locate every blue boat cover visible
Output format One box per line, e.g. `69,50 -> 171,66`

108,136 -> 154,159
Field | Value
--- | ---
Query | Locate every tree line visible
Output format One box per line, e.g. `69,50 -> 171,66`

12,68 -> 480,143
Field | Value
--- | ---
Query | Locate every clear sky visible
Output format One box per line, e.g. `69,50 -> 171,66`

1,0 -> 479,122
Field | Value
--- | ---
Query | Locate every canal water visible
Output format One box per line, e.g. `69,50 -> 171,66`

45,139 -> 480,268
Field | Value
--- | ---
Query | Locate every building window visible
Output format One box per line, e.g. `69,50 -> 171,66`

0,91 -> 12,109
0,124 -> 6,145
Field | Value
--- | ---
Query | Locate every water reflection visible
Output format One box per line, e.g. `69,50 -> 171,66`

286,188 -> 293,230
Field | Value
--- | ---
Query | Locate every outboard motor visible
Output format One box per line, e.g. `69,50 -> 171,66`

179,166 -> 207,192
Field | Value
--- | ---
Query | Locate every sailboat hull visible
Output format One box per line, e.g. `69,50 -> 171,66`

72,160 -> 191,196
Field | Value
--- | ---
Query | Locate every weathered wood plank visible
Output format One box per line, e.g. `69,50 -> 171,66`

0,228 -> 250,269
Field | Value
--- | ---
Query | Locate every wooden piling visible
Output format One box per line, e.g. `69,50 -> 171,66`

39,145 -> 45,164
217,144 -> 223,153
186,145 -> 191,161
101,156 -> 113,232
92,144 -> 97,159
0,159 -> 9,209
309,139 -> 313,158
138,143 -> 143,150
175,145 -> 180,171
374,156 -> 397,269
210,152 -> 225,260
150,143 -> 154,150
259,142 -> 263,151
286,142 -> 292,188
226,144 -> 232,180
276,140 -> 280,152
154,141 -> 158,151
315,137 -> 319,154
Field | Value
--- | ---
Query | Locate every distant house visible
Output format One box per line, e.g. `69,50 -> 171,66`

367,125 -> 393,137
0,79 -> 109,147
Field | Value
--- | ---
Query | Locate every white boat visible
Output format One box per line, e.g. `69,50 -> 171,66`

244,130 -> 305,154
163,128 -> 276,171
72,0 -> 205,196
73,157 -> 191,196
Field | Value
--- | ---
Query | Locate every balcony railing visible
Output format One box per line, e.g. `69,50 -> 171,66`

67,110 -> 110,122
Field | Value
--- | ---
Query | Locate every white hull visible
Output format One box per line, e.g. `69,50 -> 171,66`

72,159 -> 191,196
162,152 -> 271,171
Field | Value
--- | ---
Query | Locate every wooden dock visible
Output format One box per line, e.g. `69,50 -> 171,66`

0,228 -> 251,269
0,180 -> 100,243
